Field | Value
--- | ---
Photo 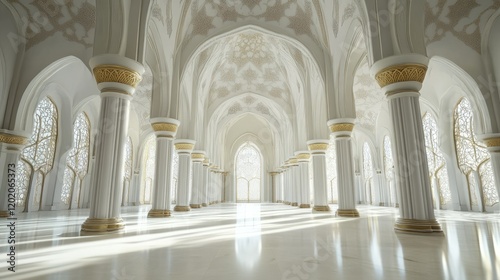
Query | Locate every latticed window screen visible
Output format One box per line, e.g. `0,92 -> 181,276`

326,135 -> 337,203
61,113 -> 90,207
363,142 -> 375,204
383,136 -> 397,206
422,113 -> 452,208
236,142 -> 261,202
141,135 -> 156,204
454,98 -> 498,208
18,97 -> 58,209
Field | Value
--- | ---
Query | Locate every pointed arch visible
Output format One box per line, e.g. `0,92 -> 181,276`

235,142 -> 262,203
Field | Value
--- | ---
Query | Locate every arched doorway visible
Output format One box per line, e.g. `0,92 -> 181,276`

235,142 -> 262,203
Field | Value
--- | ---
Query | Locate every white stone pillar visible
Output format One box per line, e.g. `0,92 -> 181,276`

296,151 -> 311,208
371,54 -> 441,233
307,139 -> 330,212
147,118 -> 179,218
481,134 -> 500,199
276,170 -> 283,203
190,151 -> 205,208
289,157 -> 299,206
0,131 -> 28,217
202,158 -> 209,206
282,166 -> 290,205
173,139 -> 196,211
327,119 -> 359,217
81,55 -> 144,234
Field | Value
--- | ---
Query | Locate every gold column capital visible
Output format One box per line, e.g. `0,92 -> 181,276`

93,64 -> 142,89
0,132 -> 28,145
329,123 -> 354,133
484,137 -> 500,147
374,63 -> 427,88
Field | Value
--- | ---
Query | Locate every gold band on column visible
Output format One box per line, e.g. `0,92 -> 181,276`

0,211 -> 10,218
374,64 -> 427,88
313,205 -> 331,211
336,209 -> 360,217
93,65 -> 142,88
148,209 -> 171,218
81,218 -> 125,233
202,203 -> 208,207
329,123 -> 354,133
484,137 -> 500,147
174,205 -> 191,212
299,204 -> 311,208
394,218 -> 443,234
152,122 -> 178,133
308,143 -> 328,151
0,133 -> 27,145
291,202 -> 298,206
190,204 -> 202,208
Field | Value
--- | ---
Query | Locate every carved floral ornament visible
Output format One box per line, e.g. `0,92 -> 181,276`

151,122 -> 178,133
308,143 -> 329,151
374,64 -> 427,88
296,153 -> 311,160
484,137 -> 500,147
174,143 -> 195,151
329,123 -> 354,132
93,65 -> 142,88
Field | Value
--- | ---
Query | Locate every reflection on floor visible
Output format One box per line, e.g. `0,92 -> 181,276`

1,204 -> 499,280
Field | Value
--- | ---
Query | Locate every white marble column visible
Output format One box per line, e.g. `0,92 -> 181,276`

275,170 -> 283,203
202,158 -> 209,206
296,151 -> 311,208
81,55 -> 144,234
327,119 -> 359,217
148,118 -> 179,218
173,139 -> 196,211
282,166 -> 290,205
481,134 -> 500,199
307,139 -> 330,212
371,54 -> 441,234
270,171 -> 279,203
0,131 -> 28,217
190,151 -> 205,208
289,157 -> 299,206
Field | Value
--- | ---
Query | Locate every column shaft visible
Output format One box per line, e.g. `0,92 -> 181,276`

298,162 -> 311,208
148,137 -> 174,217
334,134 -> 359,217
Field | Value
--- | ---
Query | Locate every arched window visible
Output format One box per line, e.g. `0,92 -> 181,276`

363,142 -> 375,204
122,137 -> 133,206
326,135 -> 338,203
383,136 -> 397,207
235,142 -> 261,202
171,151 -> 179,204
61,113 -> 90,208
422,113 -> 452,209
141,135 -> 156,204
454,98 -> 498,210
18,97 -> 58,211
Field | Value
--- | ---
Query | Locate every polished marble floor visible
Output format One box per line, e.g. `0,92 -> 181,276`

1,203 -> 499,280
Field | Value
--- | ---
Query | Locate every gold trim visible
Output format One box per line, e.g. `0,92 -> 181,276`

202,203 -> 208,207
0,211 -> 10,218
299,204 -> 311,208
93,65 -> 142,88
394,218 -> 442,234
191,153 -> 205,159
0,133 -> 27,145
291,202 -> 298,206
284,201 -> 291,205
308,143 -> 329,151
190,204 -> 202,208
329,123 -> 354,133
151,122 -> 178,132
296,153 -> 311,160
484,137 -> 500,147
81,218 -> 125,233
313,205 -> 331,211
174,205 -> 191,212
375,64 -> 427,88
336,209 -> 360,217
148,209 -> 171,218
174,143 -> 195,151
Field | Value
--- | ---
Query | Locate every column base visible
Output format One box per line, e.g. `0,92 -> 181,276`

313,205 -> 331,212
336,209 -> 359,217
284,201 -> 291,205
379,202 -> 385,206
81,218 -> 124,234
202,203 -> 208,207
148,209 -> 171,218
394,218 -> 443,234
299,204 -> 311,208
174,205 -> 191,212
190,204 -> 202,208
0,211 -> 10,218
291,202 -> 299,206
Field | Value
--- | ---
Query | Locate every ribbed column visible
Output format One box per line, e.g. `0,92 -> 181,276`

372,54 -> 441,234
0,131 -> 28,217
327,119 -> 359,217
482,135 -> 500,198
307,139 -> 330,212
296,151 -> 311,208
289,157 -> 299,206
283,165 -> 291,205
202,158 -> 209,206
270,171 -> 279,203
276,170 -> 283,203
148,118 -> 179,218
81,55 -> 144,234
173,139 -> 196,212
190,151 -> 205,208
